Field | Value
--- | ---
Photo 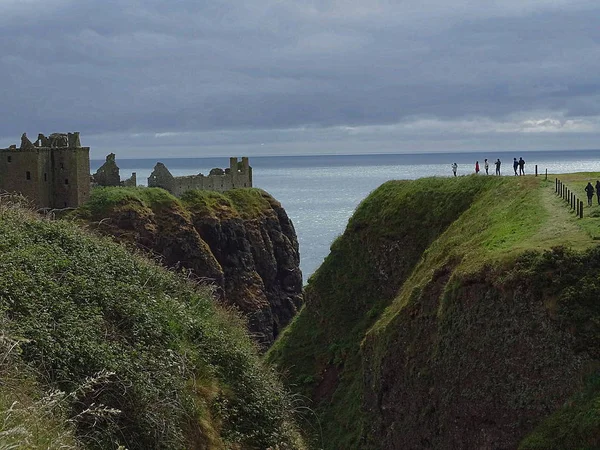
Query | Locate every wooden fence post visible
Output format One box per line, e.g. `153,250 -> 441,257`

535,165 -> 538,176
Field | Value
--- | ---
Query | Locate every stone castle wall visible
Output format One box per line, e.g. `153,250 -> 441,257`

148,157 -> 252,196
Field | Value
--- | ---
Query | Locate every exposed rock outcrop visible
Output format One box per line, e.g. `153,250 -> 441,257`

188,193 -> 302,343
75,187 -> 302,348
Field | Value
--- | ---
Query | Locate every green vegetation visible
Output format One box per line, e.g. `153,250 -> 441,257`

181,187 -> 279,220
269,173 -> 600,449
0,198 -> 304,449
73,186 -> 278,224
75,186 -> 183,219
513,247 -> 600,450
0,321 -> 79,449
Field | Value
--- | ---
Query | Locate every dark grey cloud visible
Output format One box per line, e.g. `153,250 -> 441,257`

1,0 -> 600,156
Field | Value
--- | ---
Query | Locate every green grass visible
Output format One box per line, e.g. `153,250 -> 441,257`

0,323 -> 80,449
519,373 -> 600,450
0,199 -> 305,449
74,186 -> 278,224
269,173 -> 600,449
181,187 -> 278,220
75,186 -> 183,219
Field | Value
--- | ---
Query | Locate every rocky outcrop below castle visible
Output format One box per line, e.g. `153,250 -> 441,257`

74,187 -> 302,348
268,175 -> 600,449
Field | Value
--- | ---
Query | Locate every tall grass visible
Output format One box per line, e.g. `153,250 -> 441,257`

0,196 -> 305,449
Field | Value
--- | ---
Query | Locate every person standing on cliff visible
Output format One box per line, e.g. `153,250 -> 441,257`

452,162 -> 457,177
513,158 -> 519,176
484,159 -> 489,175
519,157 -> 525,175
596,180 -> 600,205
475,161 -> 480,174
495,158 -> 501,176
585,182 -> 595,206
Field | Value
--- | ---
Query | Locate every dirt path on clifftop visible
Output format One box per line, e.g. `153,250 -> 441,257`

536,178 -> 596,250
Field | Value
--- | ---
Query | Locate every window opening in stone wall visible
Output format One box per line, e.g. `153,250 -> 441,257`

26,171 -> 31,180
64,178 -> 69,185
44,173 -> 47,182
60,163 -> 64,169
7,156 -> 11,163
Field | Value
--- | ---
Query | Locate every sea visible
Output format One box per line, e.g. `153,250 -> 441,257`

91,150 -> 600,282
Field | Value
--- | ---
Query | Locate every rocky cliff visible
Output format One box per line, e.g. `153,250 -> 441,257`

74,187 -> 302,348
268,174 -> 600,449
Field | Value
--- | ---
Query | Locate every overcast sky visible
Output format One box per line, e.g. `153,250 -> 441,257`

1,0 -> 600,158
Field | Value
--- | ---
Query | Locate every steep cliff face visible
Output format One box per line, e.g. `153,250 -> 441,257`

0,199 -> 306,449
362,254 -> 597,449
269,174 -> 600,449
74,187 -> 302,347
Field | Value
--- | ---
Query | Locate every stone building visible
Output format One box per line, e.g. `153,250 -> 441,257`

0,132 -> 90,209
148,157 -> 252,196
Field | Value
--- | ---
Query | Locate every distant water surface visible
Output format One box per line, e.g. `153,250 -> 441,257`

91,150 -> 600,281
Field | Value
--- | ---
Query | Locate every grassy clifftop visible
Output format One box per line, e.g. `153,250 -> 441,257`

268,174 -> 600,449
0,197 -> 305,449
75,186 -> 278,221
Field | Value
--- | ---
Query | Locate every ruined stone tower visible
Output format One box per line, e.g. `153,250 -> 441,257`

0,132 -> 90,208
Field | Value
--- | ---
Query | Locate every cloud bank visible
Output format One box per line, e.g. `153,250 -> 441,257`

1,0 -> 600,157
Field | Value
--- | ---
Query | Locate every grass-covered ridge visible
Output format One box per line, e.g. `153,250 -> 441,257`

0,199 -> 305,449
268,173 -> 600,449
75,186 -> 278,222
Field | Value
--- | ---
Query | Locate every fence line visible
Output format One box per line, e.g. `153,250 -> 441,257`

556,178 -> 583,218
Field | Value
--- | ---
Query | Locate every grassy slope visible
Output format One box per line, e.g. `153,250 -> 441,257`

0,198 -> 304,449
75,186 -> 276,222
268,173 -> 600,449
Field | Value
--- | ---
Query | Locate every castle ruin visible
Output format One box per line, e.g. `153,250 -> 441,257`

0,132 -> 252,207
148,157 -> 252,196
0,132 -> 90,209
92,153 -> 137,188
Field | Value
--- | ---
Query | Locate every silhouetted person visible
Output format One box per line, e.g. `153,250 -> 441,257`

596,181 -> 600,205
451,162 -> 457,177
585,182 -> 594,206
513,158 -> 518,175
475,161 -> 480,174
518,157 -> 525,175
484,159 -> 489,175
495,158 -> 501,176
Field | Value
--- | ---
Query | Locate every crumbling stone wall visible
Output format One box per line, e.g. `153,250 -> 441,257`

148,157 -> 252,196
92,153 -> 137,188
93,153 -> 121,186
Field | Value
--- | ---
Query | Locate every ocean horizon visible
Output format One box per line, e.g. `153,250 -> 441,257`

92,150 -> 600,280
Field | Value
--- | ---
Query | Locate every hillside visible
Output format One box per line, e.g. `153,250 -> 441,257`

72,187 -> 303,348
0,196 -> 305,449
268,174 -> 600,449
